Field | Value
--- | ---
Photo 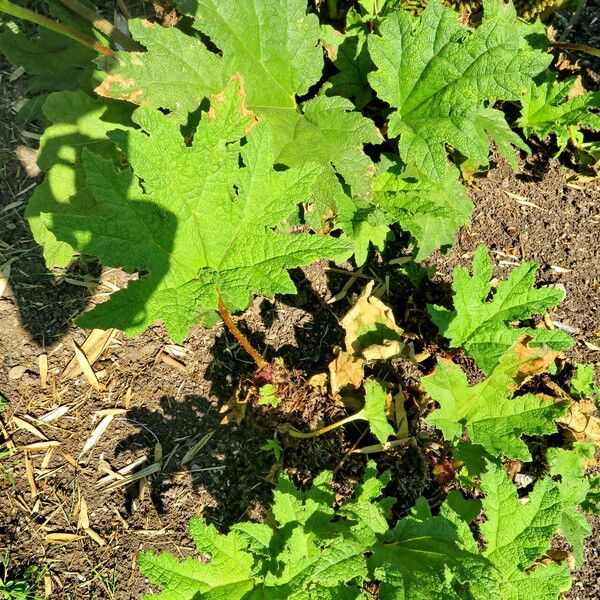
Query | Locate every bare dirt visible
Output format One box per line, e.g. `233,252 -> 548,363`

0,2 -> 599,600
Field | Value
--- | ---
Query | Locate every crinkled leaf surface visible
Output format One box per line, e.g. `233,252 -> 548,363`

98,0 -> 380,199
479,462 -> 572,599
140,465 -> 389,599
25,90 -> 133,267
299,168 -> 389,265
518,73 -> 600,152
427,244 -> 573,373
139,519 -> 254,599
368,508 -> 494,599
373,157 -> 472,261
368,0 -> 550,180
423,343 -> 569,460
40,78 -> 349,342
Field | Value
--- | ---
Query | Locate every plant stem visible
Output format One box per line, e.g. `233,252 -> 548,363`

327,0 -> 338,20
0,0 -> 113,56
285,411 -> 363,439
57,0 -> 142,52
217,293 -> 267,370
550,42 -> 600,58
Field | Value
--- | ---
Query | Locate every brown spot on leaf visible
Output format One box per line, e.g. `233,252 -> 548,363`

210,74 -> 259,135
95,73 -> 146,105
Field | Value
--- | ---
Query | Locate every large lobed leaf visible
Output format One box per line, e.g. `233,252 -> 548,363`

140,464 -> 391,599
97,0 -> 381,201
368,0 -> 550,180
39,78 -> 349,342
423,342 -> 569,461
428,244 -> 573,373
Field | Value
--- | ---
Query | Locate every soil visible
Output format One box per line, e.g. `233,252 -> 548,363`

0,2 -> 599,599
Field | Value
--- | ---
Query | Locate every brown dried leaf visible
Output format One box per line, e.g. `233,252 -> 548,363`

12,415 -> 47,440
45,533 -> 84,544
38,354 -> 48,389
77,497 -> 90,530
220,390 -> 248,425
80,415 -> 114,458
329,282 -> 413,394
71,341 -> 102,391
329,353 -> 366,395
62,329 -> 117,380
557,398 -> 600,444
84,527 -> 106,546
180,431 -> 214,466
510,335 -> 558,389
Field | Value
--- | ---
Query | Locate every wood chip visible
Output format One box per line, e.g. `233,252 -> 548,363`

80,415 -> 114,458
96,455 -> 148,487
12,415 -> 47,440
77,497 -> 90,530
62,329 -> 117,380
23,450 -> 38,498
84,527 -> 106,546
180,431 -> 214,466
160,352 -> 186,370
45,533 -> 84,544
40,447 -> 54,470
102,462 -> 162,492
20,441 -> 61,452
38,354 -> 48,388
71,341 -> 102,391
38,405 -> 71,423
94,408 -> 127,418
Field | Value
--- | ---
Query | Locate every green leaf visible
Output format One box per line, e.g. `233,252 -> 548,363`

25,91 -> 133,268
423,343 -> 568,460
368,0 -> 550,180
570,364 -> 599,402
373,157 -> 472,261
360,380 -> 395,444
518,73 -> 600,154
141,465 -> 380,598
0,1 -> 106,123
427,244 -> 573,373
548,443 -> 594,566
369,508 -> 494,599
99,0 -> 381,200
298,168 -> 389,265
480,462 -> 572,599
322,11 -> 374,109
139,520 -> 254,599
40,78 -> 349,342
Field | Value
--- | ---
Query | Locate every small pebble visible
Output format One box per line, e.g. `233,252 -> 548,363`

8,365 -> 27,380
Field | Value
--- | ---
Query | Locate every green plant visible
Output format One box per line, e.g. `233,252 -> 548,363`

428,244 -> 573,373
0,556 -> 44,600
2,0 -> 593,344
1,2 -> 599,596
139,447 -> 593,598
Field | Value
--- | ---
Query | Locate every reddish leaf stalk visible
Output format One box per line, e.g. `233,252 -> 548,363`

217,293 -> 267,369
